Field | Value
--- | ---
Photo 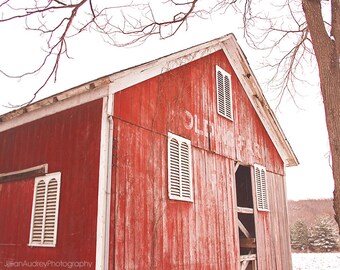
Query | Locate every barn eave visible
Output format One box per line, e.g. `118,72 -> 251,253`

0,34 -> 298,167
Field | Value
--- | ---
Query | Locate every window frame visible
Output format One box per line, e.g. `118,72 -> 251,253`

29,172 -> 61,247
168,132 -> 193,202
254,164 -> 269,212
216,65 -> 233,121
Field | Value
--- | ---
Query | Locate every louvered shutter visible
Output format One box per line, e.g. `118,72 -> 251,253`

254,165 -> 269,211
216,66 -> 233,120
217,70 -> 225,116
224,75 -> 232,118
169,138 -> 181,198
168,133 -> 193,202
29,172 -> 61,247
43,178 -> 59,245
180,142 -> 191,200
31,180 -> 46,244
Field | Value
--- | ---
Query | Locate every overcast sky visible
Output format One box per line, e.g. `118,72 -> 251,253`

0,2 -> 334,201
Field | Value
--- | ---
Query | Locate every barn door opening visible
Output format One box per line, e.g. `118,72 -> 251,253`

235,163 -> 257,270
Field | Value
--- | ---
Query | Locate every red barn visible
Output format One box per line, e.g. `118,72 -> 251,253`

0,34 -> 298,270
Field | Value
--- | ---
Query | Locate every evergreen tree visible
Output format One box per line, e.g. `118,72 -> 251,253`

309,216 -> 339,252
290,220 -> 309,251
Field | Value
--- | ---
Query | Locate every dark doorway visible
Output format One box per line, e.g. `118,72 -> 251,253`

235,164 -> 257,270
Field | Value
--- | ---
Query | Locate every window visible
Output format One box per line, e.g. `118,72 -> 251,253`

29,172 -> 61,247
216,65 -> 233,120
254,165 -> 269,211
168,133 -> 193,202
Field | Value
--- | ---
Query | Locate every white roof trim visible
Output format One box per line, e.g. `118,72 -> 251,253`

0,83 -> 109,132
220,36 -> 298,167
0,34 -> 298,166
108,38 -> 225,94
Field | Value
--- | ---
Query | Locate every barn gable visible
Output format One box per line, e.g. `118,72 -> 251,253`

0,34 -> 297,167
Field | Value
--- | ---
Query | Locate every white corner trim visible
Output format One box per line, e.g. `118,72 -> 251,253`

96,95 -> 113,270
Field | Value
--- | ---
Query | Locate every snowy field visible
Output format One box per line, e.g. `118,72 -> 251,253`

292,253 -> 340,270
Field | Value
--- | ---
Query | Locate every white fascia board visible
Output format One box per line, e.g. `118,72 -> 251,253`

108,36 -> 232,95
221,36 -> 298,167
0,35 -> 233,128
0,84 -> 109,132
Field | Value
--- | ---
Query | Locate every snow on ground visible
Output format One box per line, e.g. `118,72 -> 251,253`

292,253 -> 340,270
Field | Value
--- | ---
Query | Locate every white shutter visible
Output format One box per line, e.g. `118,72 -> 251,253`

224,75 -> 232,118
29,172 -> 61,247
254,165 -> 269,211
43,178 -> 59,245
217,70 -> 225,116
168,133 -> 193,202
31,180 -> 46,245
169,138 -> 181,198
216,66 -> 233,120
180,142 -> 191,200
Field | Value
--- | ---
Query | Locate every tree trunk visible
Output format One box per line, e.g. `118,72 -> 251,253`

302,0 -> 340,233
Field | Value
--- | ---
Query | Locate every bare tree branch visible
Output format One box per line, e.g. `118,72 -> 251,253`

0,0 -> 207,106
0,0 -> 331,110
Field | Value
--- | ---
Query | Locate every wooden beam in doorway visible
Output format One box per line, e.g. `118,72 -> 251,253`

234,161 -> 240,173
240,254 -> 256,261
237,207 -> 254,214
240,238 -> 256,248
238,219 -> 252,238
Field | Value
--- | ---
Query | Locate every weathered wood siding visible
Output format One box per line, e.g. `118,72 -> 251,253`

111,49 -> 291,269
0,45 -> 292,269
0,100 -> 102,268
110,118 -> 239,269
255,172 -> 292,269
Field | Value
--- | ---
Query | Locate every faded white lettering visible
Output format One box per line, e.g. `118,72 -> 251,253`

184,110 -> 214,138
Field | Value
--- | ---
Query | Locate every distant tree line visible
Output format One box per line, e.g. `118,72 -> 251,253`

290,216 -> 340,252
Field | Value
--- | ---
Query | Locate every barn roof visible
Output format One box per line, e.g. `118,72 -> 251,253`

0,34 -> 298,166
